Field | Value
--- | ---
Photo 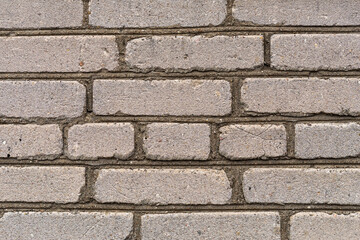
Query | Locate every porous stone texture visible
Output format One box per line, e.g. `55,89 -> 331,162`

125,35 -> 264,71
0,124 -> 62,159
290,212 -> 360,240
233,0 -> 360,26
271,34 -> 360,71
0,81 -> 85,118
0,0 -> 83,29
0,212 -> 133,240
241,78 -> 360,115
67,123 -> 134,160
219,124 -> 287,159
295,123 -> 360,159
0,166 -> 85,202
94,169 -> 232,204
89,0 -> 226,28
0,36 -> 118,72
243,168 -> 360,204
142,212 -> 281,240
93,80 -> 231,116
144,123 -> 210,160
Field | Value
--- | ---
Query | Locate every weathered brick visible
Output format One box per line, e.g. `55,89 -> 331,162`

0,36 -> 118,72
241,78 -> 360,115
219,124 -> 287,159
290,212 -> 360,240
271,34 -> 360,71
93,80 -> 231,116
126,35 -> 263,70
142,212 -> 280,240
0,166 -> 84,202
144,123 -> 210,160
67,123 -> 134,160
89,0 -> 226,28
0,0 -> 83,29
0,124 -> 62,159
243,168 -> 360,204
0,81 -> 85,118
233,0 -> 360,26
94,169 -> 231,204
295,123 -> 360,159
0,212 -> 132,239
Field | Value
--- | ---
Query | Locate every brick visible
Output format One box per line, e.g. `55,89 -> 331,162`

0,81 -> 85,119
243,168 -> 360,204
0,166 -> 84,202
0,124 -> 62,159
0,0 -> 83,29
295,123 -> 360,159
67,123 -> 134,160
94,169 -> 231,204
144,123 -> 210,160
89,0 -> 226,28
0,212 -> 132,239
290,212 -> 360,240
125,35 -> 263,71
93,79 -> 231,116
241,78 -> 360,115
271,34 -> 360,71
0,36 -> 118,72
233,0 -> 360,26
142,212 -> 280,240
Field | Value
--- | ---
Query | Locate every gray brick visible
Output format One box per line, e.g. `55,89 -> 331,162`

67,123 -> 134,160
0,124 -> 62,159
243,168 -> 360,204
233,0 -> 360,26
0,81 -> 85,119
290,212 -> 360,240
0,166 -> 84,203
295,123 -> 360,159
94,169 -> 231,204
241,78 -> 360,115
142,212 -> 280,240
89,0 -> 226,28
93,80 -> 231,116
0,212 -> 132,240
144,123 -> 210,160
0,0 -> 83,29
271,34 -> 360,71
126,35 -> 263,71
0,36 -> 118,72
219,124 -> 287,160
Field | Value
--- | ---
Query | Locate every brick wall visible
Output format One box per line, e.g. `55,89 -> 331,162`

0,0 -> 359,239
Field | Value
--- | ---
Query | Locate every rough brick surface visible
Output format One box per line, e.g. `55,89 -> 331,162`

0,166 -> 84,202
125,35 -> 264,70
233,0 -> 360,26
142,212 -> 280,240
271,34 -> 360,71
94,169 -> 232,204
290,212 -> 360,240
219,124 -> 287,159
67,123 -> 134,160
0,81 -> 85,118
89,0 -> 226,28
0,212 -> 132,240
295,123 -> 360,159
0,124 -> 62,159
241,78 -> 360,115
0,0 -> 83,29
0,36 -> 118,72
243,168 -> 360,204
144,123 -> 210,160
93,80 -> 231,116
